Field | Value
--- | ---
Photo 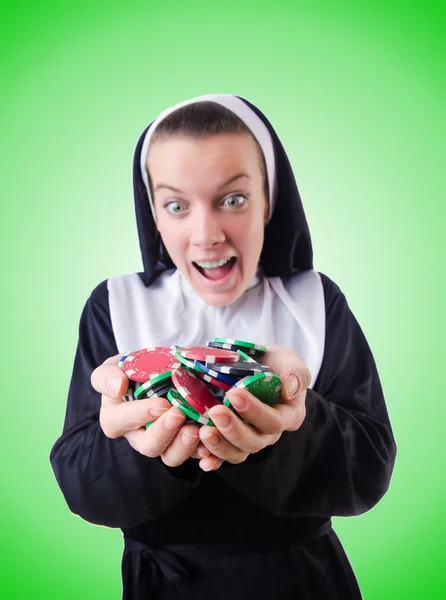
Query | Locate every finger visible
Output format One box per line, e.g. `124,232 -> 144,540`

222,388 -> 282,435
199,419 -> 252,462
159,423 -> 202,467
204,397 -> 281,456
273,390 -> 307,431
191,443 -> 212,459
199,455 -> 225,472
262,345 -> 312,398
100,395 -> 171,439
281,370 -> 312,401
125,406 -> 187,458
91,354 -> 130,399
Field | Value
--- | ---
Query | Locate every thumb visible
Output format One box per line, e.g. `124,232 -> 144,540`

91,354 -> 129,398
284,374 -> 299,399
283,368 -> 312,400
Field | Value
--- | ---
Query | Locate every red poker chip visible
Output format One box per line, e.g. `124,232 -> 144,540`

122,347 -> 182,382
172,368 -> 221,414
194,370 -> 232,391
179,346 -> 240,364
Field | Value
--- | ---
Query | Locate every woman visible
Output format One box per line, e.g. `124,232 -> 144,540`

50,94 -> 397,599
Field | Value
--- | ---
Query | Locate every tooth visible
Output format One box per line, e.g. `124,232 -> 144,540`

196,257 -> 231,269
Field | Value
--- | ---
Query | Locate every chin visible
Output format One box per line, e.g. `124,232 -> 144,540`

198,289 -> 243,307
178,257 -> 251,306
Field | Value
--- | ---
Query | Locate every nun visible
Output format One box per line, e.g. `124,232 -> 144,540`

50,94 -> 397,599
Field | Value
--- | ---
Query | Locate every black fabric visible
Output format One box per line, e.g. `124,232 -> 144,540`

120,526 -> 363,600
121,521 -> 348,600
132,95 -> 313,286
214,273 -> 396,518
50,280 -> 203,528
49,273 -> 396,598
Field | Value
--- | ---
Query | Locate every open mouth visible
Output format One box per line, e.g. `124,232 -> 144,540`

193,257 -> 237,281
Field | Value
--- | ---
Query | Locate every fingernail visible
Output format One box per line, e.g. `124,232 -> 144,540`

149,407 -> 169,418
202,431 -> 220,446
182,431 -> 198,446
229,395 -> 247,410
285,375 -> 298,397
201,458 -> 215,471
213,414 -> 231,429
164,413 -> 184,430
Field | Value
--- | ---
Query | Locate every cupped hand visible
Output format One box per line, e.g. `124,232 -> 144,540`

196,344 -> 312,469
91,354 -> 223,469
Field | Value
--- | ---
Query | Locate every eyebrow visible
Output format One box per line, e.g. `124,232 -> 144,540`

154,173 -> 251,194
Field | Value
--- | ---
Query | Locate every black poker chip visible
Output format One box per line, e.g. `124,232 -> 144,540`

206,341 -> 261,357
134,371 -> 173,399
205,360 -> 270,378
138,382 -> 174,400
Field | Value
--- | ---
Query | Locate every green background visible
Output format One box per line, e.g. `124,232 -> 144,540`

1,0 -> 444,598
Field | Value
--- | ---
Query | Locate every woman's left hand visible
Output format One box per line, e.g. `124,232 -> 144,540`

196,344 -> 312,471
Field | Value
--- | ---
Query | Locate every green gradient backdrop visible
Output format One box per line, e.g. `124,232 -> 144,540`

1,1 -> 444,598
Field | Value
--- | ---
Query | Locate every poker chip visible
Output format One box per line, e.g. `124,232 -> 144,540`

144,384 -> 174,399
118,354 -> 129,369
172,348 -> 207,374
134,371 -> 173,399
179,346 -> 240,364
193,360 -> 239,385
121,338 -> 277,428
144,393 -> 195,429
194,369 -> 233,391
122,388 -> 136,402
126,377 -> 141,393
140,377 -> 174,397
207,341 -> 259,357
121,347 -> 181,382
167,389 -> 215,427
205,360 -> 269,378
212,338 -> 267,354
172,368 -> 221,414
146,378 -> 173,393
236,349 -> 268,366
224,372 -> 282,408
210,385 -> 227,401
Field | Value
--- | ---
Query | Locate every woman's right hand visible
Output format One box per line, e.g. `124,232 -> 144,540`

91,354 -> 224,470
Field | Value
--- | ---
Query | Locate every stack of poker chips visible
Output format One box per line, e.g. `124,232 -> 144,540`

118,338 -> 282,428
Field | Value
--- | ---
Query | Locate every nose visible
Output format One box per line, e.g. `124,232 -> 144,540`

189,207 -> 226,248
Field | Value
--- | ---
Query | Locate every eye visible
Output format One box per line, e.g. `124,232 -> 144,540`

222,194 -> 247,208
165,201 -> 186,215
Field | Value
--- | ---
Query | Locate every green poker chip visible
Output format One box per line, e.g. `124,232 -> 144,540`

172,348 -> 206,374
167,389 -> 215,427
236,349 -> 267,365
212,338 -> 267,354
224,371 -> 282,408
134,370 -> 173,399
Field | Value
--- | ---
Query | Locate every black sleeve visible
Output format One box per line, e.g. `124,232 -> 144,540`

49,280 -> 202,529
215,272 -> 397,518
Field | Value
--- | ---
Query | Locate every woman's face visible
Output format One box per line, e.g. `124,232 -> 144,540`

147,132 -> 268,306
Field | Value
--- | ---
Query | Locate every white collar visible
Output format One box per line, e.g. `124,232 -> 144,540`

176,263 -> 264,304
